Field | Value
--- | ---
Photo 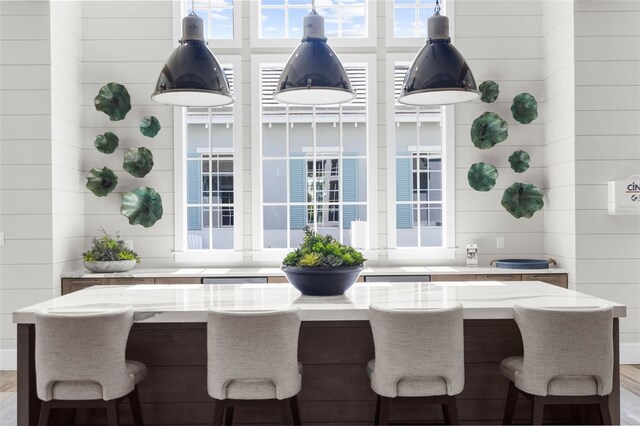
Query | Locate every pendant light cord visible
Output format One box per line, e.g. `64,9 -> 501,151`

191,0 -> 195,13
311,0 -> 316,12
434,0 -> 441,13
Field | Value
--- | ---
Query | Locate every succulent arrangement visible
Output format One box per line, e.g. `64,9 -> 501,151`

468,81 -> 543,219
283,226 -> 366,268
86,82 -> 163,230
82,229 -> 140,263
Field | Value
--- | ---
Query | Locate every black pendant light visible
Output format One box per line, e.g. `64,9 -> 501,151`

274,0 -> 355,105
151,1 -> 233,107
398,0 -> 478,106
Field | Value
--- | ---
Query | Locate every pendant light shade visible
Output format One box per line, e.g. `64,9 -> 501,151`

398,2 -> 478,106
274,9 -> 355,105
151,12 -> 233,107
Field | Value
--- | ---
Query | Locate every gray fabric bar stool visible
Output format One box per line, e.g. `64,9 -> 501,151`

501,305 -> 614,425
35,307 -> 146,426
207,307 -> 302,425
368,304 -> 464,425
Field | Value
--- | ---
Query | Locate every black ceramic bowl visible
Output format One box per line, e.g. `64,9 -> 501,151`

282,265 -> 364,296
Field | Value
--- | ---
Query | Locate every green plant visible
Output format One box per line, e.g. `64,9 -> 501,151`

83,228 -> 140,263
282,226 -> 366,267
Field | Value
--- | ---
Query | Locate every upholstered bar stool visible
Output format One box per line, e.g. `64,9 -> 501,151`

368,304 -> 464,425
207,307 -> 302,425
501,305 -> 614,425
35,307 -> 146,426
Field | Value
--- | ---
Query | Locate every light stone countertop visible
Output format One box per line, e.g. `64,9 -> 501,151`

61,265 -> 569,279
14,280 -> 624,324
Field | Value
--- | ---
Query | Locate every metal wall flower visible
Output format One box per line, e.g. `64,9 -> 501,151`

508,150 -> 530,173
511,93 -> 538,124
140,116 -> 161,138
94,82 -> 131,121
479,80 -> 499,103
121,186 -> 163,228
86,167 -> 118,197
468,162 -> 499,192
94,132 -> 119,154
123,147 -> 154,178
470,112 -> 509,149
501,182 -> 544,219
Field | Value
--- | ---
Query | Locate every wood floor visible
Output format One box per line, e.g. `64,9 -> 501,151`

1,366 -> 639,425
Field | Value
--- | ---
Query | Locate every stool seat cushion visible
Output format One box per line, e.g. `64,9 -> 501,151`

50,360 -> 146,401
500,356 -> 600,396
367,359 -> 449,397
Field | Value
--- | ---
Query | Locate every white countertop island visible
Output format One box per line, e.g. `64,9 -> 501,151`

13,280 -> 625,324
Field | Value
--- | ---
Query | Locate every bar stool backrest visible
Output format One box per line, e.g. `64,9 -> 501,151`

369,304 -> 464,397
514,305 -> 614,396
207,307 -> 302,400
35,307 -> 135,401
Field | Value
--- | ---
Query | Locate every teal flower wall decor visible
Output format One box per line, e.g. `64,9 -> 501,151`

121,187 -> 163,228
511,93 -> 538,124
123,147 -> 154,178
501,182 -> 544,219
468,162 -> 499,192
140,116 -> 161,138
470,112 -> 509,149
86,167 -> 118,197
508,150 -> 530,173
94,82 -> 131,121
479,80 -> 499,103
94,132 -> 119,154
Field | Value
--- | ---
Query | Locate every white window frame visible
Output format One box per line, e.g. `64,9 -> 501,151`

385,53 -> 456,260
177,0 -> 243,48
385,0 -> 454,48
251,53 -> 378,263
249,0 -> 377,48
173,55 -> 244,263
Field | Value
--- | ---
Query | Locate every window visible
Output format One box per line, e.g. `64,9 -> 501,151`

258,0 -> 367,39
183,0 -> 235,39
392,0 -> 437,38
256,60 -> 371,250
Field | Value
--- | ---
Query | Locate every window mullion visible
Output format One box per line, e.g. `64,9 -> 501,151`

338,103 -> 344,244
285,103 -> 291,249
208,107 -> 214,250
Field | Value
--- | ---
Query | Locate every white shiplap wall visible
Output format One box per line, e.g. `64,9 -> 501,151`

573,0 -> 640,362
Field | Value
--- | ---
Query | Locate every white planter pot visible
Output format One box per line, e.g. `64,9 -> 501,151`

83,260 -> 136,273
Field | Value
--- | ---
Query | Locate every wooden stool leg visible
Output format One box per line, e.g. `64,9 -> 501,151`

374,395 -> 381,425
279,398 -> 294,425
599,396 -> 613,425
38,401 -> 52,426
443,396 -> 459,425
223,406 -> 234,426
105,400 -> 120,426
378,396 -> 391,426
503,381 -> 518,425
531,396 -> 544,425
290,395 -> 301,426
212,399 -> 226,426
129,386 -> 144,426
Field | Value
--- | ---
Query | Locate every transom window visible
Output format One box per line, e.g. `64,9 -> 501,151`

184,0 -> 234,39
259,0 -> 367,39
393,0 -> 437,38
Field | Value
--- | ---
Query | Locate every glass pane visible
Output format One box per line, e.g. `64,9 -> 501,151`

262,123 -> 287,157
261,8 -> 285,38
421,226 -> 442,247
187,207 -> 207,249
288,0 -> 311,5
394,7 -> 416,38
342,205 -> 367,245
211,123 -> 233,149
211,208 -> 234,249
342,158 -> 366,202
343,120 -> 366,156
418,6 -> 430,36
263,160 -> 287,203
318,7 -> 339,37
396,122 -> 417,155
210,8 -> 233,39
316,122 -> 339,151
341,6 -> 366,37
395,0 -> 416,5
262,0 -> 284,5
288,8 -> 310,39
289,122 -> 313,157
186,122 -> 209,155
263,206 -> 287,248
419,121 -> 442,150
396,204 -> 418,247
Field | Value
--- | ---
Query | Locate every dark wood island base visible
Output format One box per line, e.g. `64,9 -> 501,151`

18,319 -> 620,425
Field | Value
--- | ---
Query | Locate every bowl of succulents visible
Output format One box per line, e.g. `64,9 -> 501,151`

281,226 -> 366,296
82,230 -> 140,273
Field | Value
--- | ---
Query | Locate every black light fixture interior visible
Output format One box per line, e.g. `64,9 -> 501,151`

398,0 -> 478,106
273,0 -> 355,105
151,0 -> 233,107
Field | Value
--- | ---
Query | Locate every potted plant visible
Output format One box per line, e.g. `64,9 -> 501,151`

282,226 -> 366,296
83,230 -> 140,273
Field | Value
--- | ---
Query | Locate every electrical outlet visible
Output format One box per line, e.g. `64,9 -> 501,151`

496,236 -> 505,249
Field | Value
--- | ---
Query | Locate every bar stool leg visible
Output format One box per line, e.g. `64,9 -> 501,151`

105,400 -> 120,426
129,386 -> 144,426
374,395 -> 381,425
503,381 -> 518,425
290,395 -> 301,426
531,396 -> 544,425
599,396 -> 612,425
212,399 -> 226,426
443,396 -> 459,425
223,406 -> 234,426
37,401 -> 52,426
377,396 -> 391,426
279,398 -> 294,425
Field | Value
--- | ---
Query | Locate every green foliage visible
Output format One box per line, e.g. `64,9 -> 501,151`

83,228 -> 140,263
282,226 -> 366,267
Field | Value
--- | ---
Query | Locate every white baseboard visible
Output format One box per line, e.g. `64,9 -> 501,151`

621,343 -> 640,364
0,349 -> 17,371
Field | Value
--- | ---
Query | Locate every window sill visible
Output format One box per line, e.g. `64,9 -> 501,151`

387,247 -> 457,261
174,250 -> 244,263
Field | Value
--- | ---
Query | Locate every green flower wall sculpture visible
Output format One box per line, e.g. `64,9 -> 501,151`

501,182 -> 544,219
470,112 -> 509,149
511,93 -> 538,124
140,116 -> 161,138
123,147 -> 154,178
94,82 -> 131,121
121,187 -> 164,228
94,132 -> 119,154
508,150 -> 530,173
468,162 -> 499,192
479,80 -> 499,103
86,167 -> 118,197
